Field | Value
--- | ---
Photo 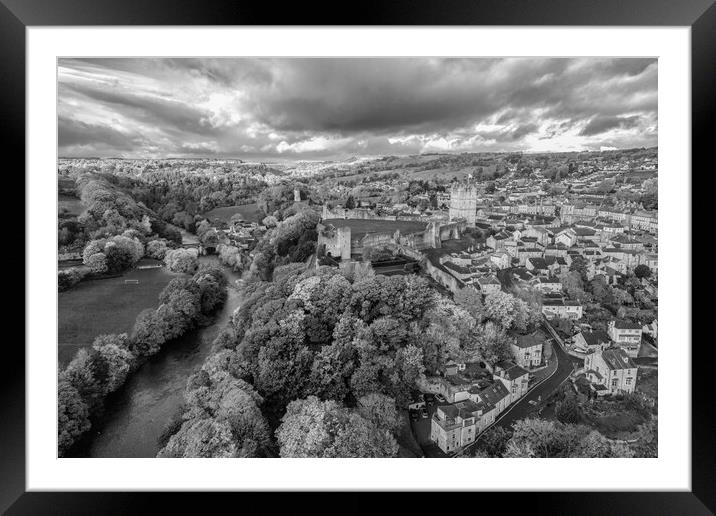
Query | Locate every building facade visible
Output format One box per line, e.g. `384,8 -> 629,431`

584,347 -> 638,394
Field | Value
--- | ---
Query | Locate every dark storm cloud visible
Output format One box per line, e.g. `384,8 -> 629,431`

57,57 -> 657,158
579,115 -> 642,136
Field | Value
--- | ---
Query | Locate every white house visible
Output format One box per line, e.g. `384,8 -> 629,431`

542,298 -> 583,320
584,347 -> 638,394
555,228 -> 578,248
607,320 -> 643,357
430,400 -> 483,454
511,333 -> 544,368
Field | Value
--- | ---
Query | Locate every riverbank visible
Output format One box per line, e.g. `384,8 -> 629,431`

70,255 -> 244,457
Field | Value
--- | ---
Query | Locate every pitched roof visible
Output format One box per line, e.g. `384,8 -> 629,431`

514,333 -> 543,349
613,320 -> 642,330
600,348 -> 637,370
478,381 -> 510,405
579,330 -> 611,347
495,360 -> 530,380
527,257 -> 548,269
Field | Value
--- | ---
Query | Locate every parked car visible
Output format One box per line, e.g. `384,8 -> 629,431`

420,407 -> 429,418
435,393 -> 447,403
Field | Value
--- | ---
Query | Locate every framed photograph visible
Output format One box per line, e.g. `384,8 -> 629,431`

5,0 -> 711,512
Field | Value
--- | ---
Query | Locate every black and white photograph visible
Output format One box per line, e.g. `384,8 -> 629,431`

56,56 -> 660,460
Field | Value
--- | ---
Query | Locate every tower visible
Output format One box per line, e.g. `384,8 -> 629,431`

449,182 -> 477,226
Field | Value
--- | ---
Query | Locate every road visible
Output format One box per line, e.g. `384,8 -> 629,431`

488,321 -> 576,431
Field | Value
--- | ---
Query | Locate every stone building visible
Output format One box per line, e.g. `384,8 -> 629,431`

449,183 -> 478,226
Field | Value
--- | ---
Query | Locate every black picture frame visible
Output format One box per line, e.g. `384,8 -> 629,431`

3,0 -> 711,513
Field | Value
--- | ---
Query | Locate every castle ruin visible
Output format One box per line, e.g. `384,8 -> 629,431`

449,182 -> 478,226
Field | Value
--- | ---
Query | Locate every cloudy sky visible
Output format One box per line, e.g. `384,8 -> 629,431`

58,57 -> 657,160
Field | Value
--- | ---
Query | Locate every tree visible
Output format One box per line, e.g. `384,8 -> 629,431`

475,321 -> 514,364
145,239 -> 170,260
86,252 -> 108,274
57,377 -> 91,456
356,393 -> 402,434
130,308 -> 170,357
559,271 -> 589,302
483,291 -> 516,328
569,255 -> 589,281
477,426 -> 511,457
555,396 -> 583,424
392,345 -> 425,405
262,215 -> 278,228
276,396 -> 398,458
194,273 -> 227,314
345,195 -> 356,209
630,416 -> 658,458
157,418 -> 238,458
217,244 -> 247,273
454,287 -> 484,322
634,264 -> 652,279
104,242 -> 135,273
588,275 -> 614,305
612,288 -> 634,306
506,418 -> 587,458
58,267 -> 87,291
503,418 -> 632,458
60,348 -> 110,413
164,248 -> 199,273
92,334 -> 134,392
176,371 -> 271,457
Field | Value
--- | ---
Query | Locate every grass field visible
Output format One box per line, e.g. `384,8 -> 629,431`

58,265 -> 178,367
322,218 -> 428,239
203,203 -> 263,223
58,194 -> 84,217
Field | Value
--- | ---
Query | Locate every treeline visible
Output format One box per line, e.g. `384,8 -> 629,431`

59,160 -> 270,236
72,175 -> 181,246
58,175 -> 191,290
469,416 -> 656,458
58,264 -> 228,456
249,208 -> 320,280
60,159 -> 274,221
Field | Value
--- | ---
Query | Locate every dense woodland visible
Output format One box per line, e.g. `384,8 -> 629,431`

155,260 -> 549,458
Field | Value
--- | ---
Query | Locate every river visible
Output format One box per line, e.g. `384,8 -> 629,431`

79,254 -> 244,458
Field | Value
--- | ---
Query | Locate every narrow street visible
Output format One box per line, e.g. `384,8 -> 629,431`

458,320 -> 579,457
489,321 -> 576,430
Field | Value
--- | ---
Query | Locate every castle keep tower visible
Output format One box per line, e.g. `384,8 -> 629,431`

449,183 -> 478,225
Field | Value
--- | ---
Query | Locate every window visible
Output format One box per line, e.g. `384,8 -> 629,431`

626,377 -> 633,385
